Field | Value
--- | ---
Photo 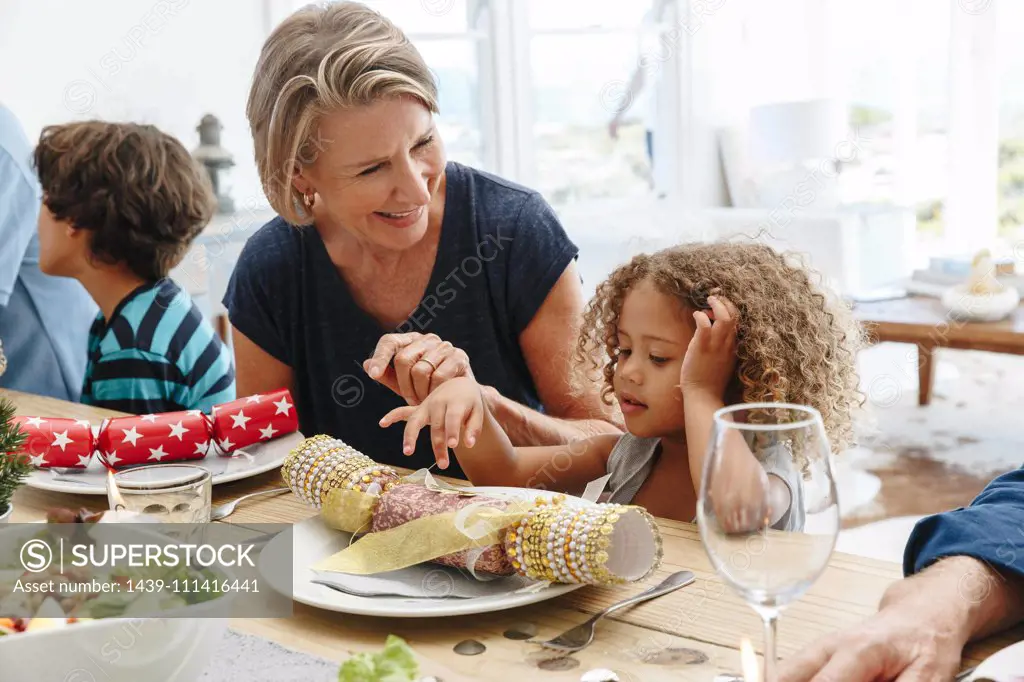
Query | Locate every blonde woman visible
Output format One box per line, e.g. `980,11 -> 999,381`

225,1 -> 619,476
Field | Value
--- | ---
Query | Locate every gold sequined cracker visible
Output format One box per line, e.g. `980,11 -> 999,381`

281,435 -> 401,508
502,497 -> 662,586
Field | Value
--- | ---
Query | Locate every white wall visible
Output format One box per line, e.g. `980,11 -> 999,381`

0,0 -> 268,207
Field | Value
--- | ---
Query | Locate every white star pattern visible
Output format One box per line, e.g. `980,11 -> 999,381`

77,454 -> 93,467
140,414 -> 158,423
29,454 -> 46,467
167,421 -> 189,441
148,445 -> 168,461
259,424 -> 278,440
187,410 -> 203,418
51,430 -> 73,451
121,427 -> 142,446
245,395 -> 263,404
104,451 -> 121,466
74,419 -> 91,428
194,440 -> 209,455
272,397 -> 293,416
25,416 -> 46,428
230,411 -> 251,430
218,438 -> 234,452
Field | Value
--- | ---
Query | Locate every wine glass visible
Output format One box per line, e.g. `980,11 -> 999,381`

696,402 -> 839,682
109,464 -> 213,523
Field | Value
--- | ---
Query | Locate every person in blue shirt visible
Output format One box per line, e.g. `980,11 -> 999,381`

32,120 -> 235,414
0,104 -> 97,401
781,468 -> 1024,681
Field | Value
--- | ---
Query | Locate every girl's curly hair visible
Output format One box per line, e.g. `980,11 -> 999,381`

574,241 -> 866,454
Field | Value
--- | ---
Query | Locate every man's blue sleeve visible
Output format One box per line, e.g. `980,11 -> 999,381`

0,148 -> 39,307
904,467 -> 1024,579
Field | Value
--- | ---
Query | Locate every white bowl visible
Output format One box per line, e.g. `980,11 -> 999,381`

941,284 -> 1021,322
0,522 -> 234,681
0,503 -> 11,524
0,613 -> 228,681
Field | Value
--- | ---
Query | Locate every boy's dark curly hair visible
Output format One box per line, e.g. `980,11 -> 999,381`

574,241 -> 866,454
33,121 -> 215,281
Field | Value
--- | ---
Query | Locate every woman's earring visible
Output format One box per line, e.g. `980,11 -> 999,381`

302,191 -> 315,209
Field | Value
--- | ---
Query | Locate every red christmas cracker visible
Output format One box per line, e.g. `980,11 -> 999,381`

96,410 -> 212,467
210,388 -> 297,453
12,416 -> 95,469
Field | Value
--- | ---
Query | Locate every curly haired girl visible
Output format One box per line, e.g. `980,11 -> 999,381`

380,241 -> 864,526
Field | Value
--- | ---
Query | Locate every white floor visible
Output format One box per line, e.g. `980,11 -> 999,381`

835,515 -> 925,564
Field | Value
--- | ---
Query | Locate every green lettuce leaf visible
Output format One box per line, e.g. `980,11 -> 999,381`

338,635 -> 419,682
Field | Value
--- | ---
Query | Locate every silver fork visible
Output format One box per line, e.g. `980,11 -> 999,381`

529,570 -> 696,653
210,486 -> 291,521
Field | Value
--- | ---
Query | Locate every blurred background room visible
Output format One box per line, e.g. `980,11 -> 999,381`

3,0 -> 1023,559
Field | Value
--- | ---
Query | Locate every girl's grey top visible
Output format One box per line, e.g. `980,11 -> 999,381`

603,432 -> 805,531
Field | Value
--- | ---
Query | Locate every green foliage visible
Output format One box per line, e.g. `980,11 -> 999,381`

0,398 -> 28,513
338,635 -> 419,682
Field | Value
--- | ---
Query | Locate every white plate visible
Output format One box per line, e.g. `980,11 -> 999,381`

23,431 -> 304,495
968,640 -> 1024,681
259,486 -> 588,618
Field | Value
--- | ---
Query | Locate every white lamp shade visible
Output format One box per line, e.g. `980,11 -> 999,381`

748,98 -> 848,165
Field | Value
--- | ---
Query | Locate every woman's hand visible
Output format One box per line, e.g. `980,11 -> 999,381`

680,294 -> 739,401
363,332 -> 475,405
379,376 -> 486,470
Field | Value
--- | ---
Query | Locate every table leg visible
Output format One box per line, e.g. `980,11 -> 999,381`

918,344 -> 936,406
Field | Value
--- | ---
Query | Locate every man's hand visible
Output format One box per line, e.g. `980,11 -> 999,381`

780,556 -> 994,682
779,604 -> 965,682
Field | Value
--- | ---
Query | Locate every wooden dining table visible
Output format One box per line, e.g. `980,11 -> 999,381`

5,388 -> 1017,681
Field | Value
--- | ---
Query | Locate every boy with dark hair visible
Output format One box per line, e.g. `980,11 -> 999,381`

33,121 -> 235,414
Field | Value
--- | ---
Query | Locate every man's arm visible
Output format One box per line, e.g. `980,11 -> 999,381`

901,466 -> 1024,638
780,467 -> 1024,682
0,147 -> 40,307
883,555 -> 1024,644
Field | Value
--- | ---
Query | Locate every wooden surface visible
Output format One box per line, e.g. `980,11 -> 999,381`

854,296 -> 1024,353
5,389 -> 1018,680
854,296 -> 1024,405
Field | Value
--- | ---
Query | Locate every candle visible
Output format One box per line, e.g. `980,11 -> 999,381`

740,638 -> 760,682
106,469 -> 127,511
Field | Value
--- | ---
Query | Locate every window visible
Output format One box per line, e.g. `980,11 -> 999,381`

272,0 -> 688,214
831,0 -> 950,243
998,1 -> 1024,241
335,0 -> 491,170
525,0 -> 675,203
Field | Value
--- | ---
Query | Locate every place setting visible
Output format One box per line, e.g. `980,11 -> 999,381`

14,388 -> 304,498
0,377 -> 1005,681
258,433 -> 675,619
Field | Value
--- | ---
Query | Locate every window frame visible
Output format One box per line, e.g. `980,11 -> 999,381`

265,0 -> 1009,256
266,0 -> 687,212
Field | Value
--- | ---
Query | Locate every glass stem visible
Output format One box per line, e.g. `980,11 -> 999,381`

762,610 -> 779,682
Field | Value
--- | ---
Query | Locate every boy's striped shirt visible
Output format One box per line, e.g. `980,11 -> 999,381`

80,279 -> 235,414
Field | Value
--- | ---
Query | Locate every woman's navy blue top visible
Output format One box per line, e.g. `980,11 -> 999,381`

223,161 -> 578,478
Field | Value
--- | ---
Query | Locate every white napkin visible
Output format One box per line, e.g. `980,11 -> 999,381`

312,564 -> 537,599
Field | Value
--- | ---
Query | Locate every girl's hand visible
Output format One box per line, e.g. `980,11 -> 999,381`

379,376 -> 486,470
364,332 -> 475,406
680,295 -> 739,400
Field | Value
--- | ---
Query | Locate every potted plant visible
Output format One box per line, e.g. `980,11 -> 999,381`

0,397 -> 29,523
